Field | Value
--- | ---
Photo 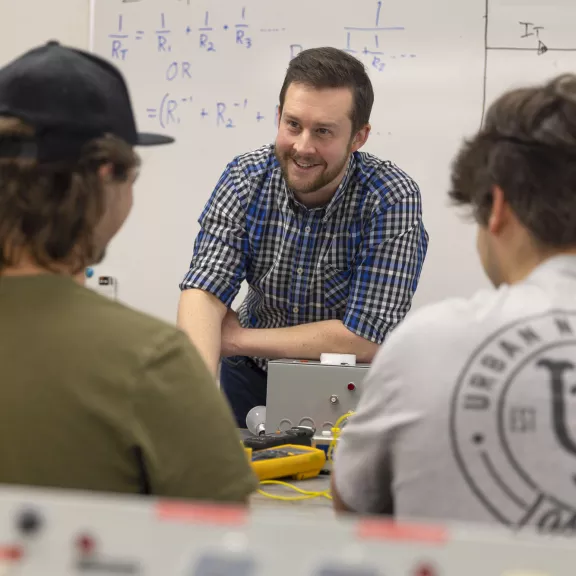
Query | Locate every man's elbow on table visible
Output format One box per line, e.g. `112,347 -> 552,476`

353,339 -> 379,364
341,325 -> 380,364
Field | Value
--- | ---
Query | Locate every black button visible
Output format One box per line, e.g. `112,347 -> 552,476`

17,509 -> 43,536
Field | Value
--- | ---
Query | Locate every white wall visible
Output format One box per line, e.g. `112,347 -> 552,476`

88,0 -> 493,324
0,1 -> 488,327
0,0 -> 90,65
6,1 -> 575,325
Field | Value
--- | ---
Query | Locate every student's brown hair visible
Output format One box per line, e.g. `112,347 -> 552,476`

449,74 -> 576,247
0,117 -> 139,274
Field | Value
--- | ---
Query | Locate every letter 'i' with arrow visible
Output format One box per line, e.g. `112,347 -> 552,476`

538,40 -> 548,55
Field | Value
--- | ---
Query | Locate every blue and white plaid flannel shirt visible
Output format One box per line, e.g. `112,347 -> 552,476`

180,144 -> 429,371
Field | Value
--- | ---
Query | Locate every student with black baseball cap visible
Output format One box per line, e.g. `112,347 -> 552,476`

0,42 -> 257,503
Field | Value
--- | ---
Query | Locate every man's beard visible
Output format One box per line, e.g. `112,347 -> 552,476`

275,149 -> 349,195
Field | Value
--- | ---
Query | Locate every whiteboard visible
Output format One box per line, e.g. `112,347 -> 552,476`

486,1 -> 576,111
0,0 -> 89,66
88,0 -> 576,324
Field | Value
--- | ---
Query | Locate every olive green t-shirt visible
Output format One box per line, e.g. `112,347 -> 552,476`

0,274 -> 257,502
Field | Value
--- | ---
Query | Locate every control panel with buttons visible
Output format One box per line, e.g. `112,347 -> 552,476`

0,485 -> 573,575
265,359 -> 370,435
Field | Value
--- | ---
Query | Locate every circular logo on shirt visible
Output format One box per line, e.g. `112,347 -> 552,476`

450,311 -> 576,534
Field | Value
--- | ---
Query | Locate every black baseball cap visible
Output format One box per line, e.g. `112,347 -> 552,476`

0,41 -> 174,163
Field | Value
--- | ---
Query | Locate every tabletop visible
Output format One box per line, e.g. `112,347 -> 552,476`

240,429 -> 335,515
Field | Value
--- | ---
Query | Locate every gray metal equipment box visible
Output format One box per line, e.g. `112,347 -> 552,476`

265,359 -> 370,435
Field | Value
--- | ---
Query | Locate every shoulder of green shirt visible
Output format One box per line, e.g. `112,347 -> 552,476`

78,288 -> 257,501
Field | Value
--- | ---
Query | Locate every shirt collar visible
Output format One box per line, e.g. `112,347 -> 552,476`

323,154 -> 356,220
526,254 -> 576,283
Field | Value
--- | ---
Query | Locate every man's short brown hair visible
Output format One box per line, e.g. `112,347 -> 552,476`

278,47 -> 374,134
449,74 -> 576,247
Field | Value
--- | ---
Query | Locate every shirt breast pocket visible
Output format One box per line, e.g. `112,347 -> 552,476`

323,260 -> 352,311
320,230 -> 357,311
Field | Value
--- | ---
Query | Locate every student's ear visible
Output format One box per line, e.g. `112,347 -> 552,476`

488,185 -> 507,235
97,163 -> 114,184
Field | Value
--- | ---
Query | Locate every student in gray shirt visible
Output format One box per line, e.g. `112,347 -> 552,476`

332,73 -> 576,537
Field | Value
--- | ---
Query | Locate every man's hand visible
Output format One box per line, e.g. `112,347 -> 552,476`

221,309 -> 244,357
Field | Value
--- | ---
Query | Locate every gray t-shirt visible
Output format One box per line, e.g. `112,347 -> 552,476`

334,255 -> 576,537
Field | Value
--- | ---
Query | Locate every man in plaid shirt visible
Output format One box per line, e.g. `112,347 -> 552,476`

178,47 -> 429,427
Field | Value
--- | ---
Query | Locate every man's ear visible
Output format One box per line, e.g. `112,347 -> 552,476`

351,124 -> 371,152
488,185 -> 508,235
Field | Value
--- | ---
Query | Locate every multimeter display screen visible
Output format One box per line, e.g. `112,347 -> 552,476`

251,448 -> 310,461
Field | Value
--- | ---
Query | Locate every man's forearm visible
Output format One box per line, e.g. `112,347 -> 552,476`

177,289 -> 227,376
233,320 -> 379,362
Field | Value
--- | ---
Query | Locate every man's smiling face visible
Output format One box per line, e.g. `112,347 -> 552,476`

275,82 -> 362,204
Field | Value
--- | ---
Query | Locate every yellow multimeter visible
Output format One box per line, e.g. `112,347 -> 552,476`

249,444 -> 326,481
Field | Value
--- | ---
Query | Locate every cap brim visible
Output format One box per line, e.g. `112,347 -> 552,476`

136,132 -> 175,146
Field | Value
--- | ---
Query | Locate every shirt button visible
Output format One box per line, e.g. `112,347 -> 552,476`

297,267 -> 303,275
293,306 -> 299,313
304,226 -> 311,233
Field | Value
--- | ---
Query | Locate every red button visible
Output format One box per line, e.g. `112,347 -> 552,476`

347,383 -> 356,391
76,534 -> 96,555
414,563 -> 437,576
0,546 -> 23,561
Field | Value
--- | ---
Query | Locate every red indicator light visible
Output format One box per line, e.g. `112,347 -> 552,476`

76,534 -> 96,555
414,563 -> 437,576
0,546 -> 23,561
